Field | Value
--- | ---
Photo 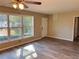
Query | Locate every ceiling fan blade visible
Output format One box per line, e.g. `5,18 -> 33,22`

24,1 -> 41,5
6,2 -> 17,5
23,3 -> 28,8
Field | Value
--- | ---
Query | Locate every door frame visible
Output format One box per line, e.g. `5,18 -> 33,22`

73,17 -> 79,41
41,17 -> 48,37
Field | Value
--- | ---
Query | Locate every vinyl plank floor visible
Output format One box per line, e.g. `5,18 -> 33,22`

0,37 -> 79,59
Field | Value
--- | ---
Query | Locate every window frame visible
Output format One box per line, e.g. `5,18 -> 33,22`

23,16 -> 34,37
0,14 -> 34,43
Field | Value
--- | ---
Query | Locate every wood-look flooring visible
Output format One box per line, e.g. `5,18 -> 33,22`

0,37 -> 79,59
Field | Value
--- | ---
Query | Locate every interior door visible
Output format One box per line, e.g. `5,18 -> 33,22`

42,17 -> 48,37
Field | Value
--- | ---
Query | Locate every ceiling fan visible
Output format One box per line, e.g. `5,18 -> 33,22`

9,0 -> 42,10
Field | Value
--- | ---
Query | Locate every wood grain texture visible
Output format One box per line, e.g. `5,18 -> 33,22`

0,37 -> 79,59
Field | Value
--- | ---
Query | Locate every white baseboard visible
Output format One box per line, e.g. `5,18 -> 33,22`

47,36 -> 73,42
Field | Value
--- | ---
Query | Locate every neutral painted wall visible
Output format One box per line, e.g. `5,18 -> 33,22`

48,11 -> 79,41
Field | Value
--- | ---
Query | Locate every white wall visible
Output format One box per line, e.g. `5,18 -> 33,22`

48,11 -> 79,41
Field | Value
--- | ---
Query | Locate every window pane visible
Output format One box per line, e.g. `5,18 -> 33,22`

0,14 -> 8,28
23,16 -> 34,36
23,26 -> 33,36
0,29 -> 8,41
9,15 -> 22,27
10,28 -> 22,39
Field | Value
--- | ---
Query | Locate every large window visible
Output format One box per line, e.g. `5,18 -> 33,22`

0,14 -> 34,42
23,16 -> 34,36
9,15 -> 22,39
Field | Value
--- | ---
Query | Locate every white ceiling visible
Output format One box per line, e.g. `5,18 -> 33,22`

0,0 -> 79,14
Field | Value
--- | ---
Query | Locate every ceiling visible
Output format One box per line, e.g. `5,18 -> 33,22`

0,0 -> 79,14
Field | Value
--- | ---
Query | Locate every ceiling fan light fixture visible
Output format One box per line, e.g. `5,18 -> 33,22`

19,3 -> 24,10
11,0 -> 41,10
13,3 -> 17,9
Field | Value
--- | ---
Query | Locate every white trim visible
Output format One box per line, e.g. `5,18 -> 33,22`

32,16 -> 34,36
48,36 -> 73,41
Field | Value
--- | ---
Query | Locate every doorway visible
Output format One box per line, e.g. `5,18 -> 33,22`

41,17 -> 48,37
74,17 -> 79,41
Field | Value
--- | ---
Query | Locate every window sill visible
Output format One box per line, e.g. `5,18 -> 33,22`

0,36 -> 34,44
